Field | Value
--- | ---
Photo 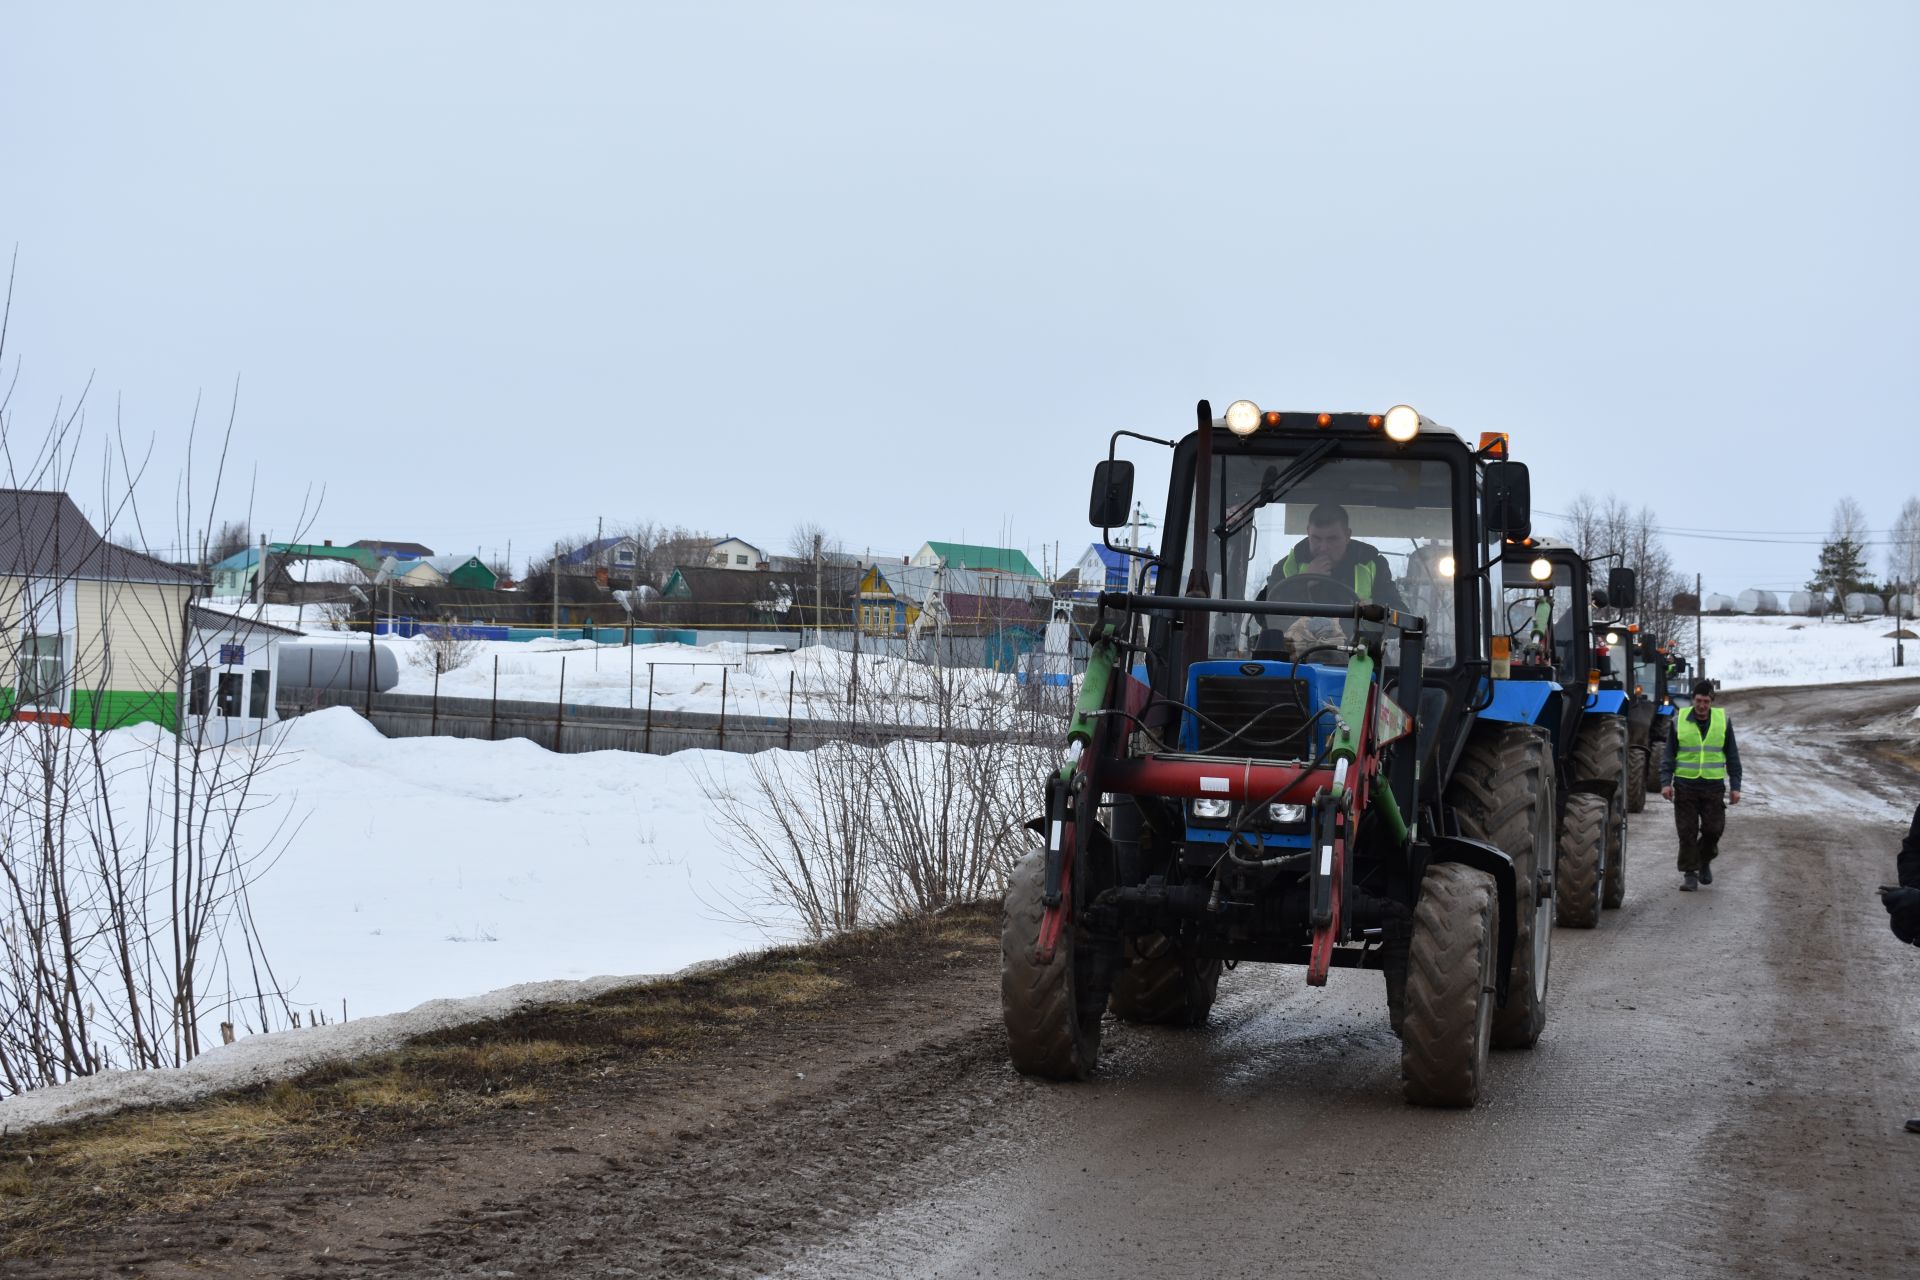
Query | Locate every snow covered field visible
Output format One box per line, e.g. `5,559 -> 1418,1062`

1697,614 -> 1919,691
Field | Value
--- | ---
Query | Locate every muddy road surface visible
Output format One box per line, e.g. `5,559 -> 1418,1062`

20,680 -> 1920,1279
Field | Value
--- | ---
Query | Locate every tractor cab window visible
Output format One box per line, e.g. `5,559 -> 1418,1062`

1185,453 -> 1463,667
1499,559 -> 1581,681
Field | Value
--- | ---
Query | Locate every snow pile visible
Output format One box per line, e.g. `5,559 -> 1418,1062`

1697,615 -> 1920,691
0,709 -> 791,1129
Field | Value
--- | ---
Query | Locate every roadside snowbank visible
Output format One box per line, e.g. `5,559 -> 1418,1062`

0,962 -> 728,1135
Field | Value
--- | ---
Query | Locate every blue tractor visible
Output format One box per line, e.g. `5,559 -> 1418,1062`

1002,400 -> 1559,1106
1492,539 -> 1638,923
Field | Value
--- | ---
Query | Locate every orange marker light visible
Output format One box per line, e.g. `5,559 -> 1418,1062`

1316,413 -> 1332,428
1367,414 -> 1383,429
1627,623 -> 1640,633
1479,431 -> 1509,458
1262,410 -> 1281,426
1588,669 -> 1601,695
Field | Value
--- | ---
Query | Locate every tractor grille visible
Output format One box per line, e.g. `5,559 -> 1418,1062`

1193,676 -> 1313,757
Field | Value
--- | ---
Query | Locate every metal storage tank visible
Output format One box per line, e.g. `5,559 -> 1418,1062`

1736,589 -> 1780,614
1703,593 -> 1738,613
277,641 -> 400,692
1842,593 -> 1885,617
1786,591 -> 1828,616
1887,592 -> 1916,617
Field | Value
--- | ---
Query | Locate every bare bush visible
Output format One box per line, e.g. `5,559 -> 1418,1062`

409,618 -> 482,675
700,644 -> 1067,938
0,276 -> 303,1096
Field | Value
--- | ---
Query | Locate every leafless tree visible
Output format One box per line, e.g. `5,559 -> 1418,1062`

1885,496 -> 1920,603
208,519 -> 251,564
1831,494 -> 1870,546
0,270 -> 303,1096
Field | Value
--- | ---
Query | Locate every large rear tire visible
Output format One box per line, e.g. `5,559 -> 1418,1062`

1571,716 -> 1630,909
1108,934 -> 1222,1026
1626,745 -> 1649,814
1001,851 -> 1107,1080
1400,862 -> 1497,1108
1447,723 -> 1554,1050
1557,791 -> 1607,928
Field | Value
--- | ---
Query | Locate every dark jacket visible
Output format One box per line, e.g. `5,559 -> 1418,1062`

1660,707 -> 1742,791
1261,538 -> 1408,612
1899,804 -> 1920,891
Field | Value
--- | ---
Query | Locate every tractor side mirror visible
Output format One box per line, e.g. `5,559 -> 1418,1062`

1089,459 -> 1134,528
1608,566 -> 1637,608
1591,590 -> 1610,611
1484,461 -> 1532,541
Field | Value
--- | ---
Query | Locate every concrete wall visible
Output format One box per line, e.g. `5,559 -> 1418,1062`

278,684 -> 1029,757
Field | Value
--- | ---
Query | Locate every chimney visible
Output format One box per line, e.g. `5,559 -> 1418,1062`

323,539 -> 333,547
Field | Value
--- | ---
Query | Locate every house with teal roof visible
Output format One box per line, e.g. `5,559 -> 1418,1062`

909,542 -> 1043,579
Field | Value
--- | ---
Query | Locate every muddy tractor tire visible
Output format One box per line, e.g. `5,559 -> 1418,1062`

1571,716 -> 1630,903
1447,723 -> 1554,1050
1602,787 -> 1627,910
1400,862 -> 1498,1108
1108,933 -> 1222,1027
1626,745 -> 1649,814
1556,791 -> 1608,928
1002,850 -> 1109,1080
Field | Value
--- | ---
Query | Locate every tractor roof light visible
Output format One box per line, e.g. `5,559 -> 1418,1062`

1588,669 -> 1601,695
1529,556 -> 1553,582
1383,404 -> 1421,443
1438,554 -> 1456,578
1605,630 -> 1620,645
1225,400 -> 1262,436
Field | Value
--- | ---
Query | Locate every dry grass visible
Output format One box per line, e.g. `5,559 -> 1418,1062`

0,902 -> 999,1259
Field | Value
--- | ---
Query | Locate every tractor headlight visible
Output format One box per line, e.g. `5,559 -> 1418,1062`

1191,797 -> 1231,820
1529,556 -> 1553,582
1224,400 -> 1262,436
1438,554 -> 1456,579
1605,630 -> 1620,646
1383,404 -> 1421,443
1270,802 -> 1307,824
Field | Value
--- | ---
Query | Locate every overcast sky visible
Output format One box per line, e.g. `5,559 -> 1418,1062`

3,3 -> 1915,593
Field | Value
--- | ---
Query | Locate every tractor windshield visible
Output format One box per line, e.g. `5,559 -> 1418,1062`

1184,451 -> 1465,667
1498,555 -> 1583,681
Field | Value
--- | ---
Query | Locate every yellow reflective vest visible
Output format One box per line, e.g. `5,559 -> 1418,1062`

1280,549 -> 1378,601
1674,708 -> 1728,782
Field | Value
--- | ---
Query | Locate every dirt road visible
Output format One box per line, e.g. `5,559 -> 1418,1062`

17,680 -> 1920,1278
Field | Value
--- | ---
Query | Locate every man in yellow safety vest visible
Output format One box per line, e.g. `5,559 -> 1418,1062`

1661,678 -> 1743,891
1261,503 -> 1407,612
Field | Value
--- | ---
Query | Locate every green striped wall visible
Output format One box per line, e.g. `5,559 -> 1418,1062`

0,688 -> 180,730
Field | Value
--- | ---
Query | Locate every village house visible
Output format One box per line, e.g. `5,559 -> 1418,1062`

1,489 -> 205,729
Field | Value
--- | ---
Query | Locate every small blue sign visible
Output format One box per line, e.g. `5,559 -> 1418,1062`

219,643 -> 246,665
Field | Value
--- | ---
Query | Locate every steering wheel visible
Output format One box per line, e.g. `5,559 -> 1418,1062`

1252,573 -> 1363,659
1273,572 -> 1363,607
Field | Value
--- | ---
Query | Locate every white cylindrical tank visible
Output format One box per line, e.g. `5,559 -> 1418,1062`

1843,593 -> 1884,617
1736,589 -> 1780,615
277,641 -> 401,692
1887,592 -> 1916,617
1704,593 -> 1737,614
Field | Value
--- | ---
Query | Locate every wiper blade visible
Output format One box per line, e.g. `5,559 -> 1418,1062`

1217,438 -> 1340,540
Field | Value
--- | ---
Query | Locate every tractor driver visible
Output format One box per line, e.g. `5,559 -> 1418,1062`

1261,502 -> 1407,613
1254,503 -> 1407,659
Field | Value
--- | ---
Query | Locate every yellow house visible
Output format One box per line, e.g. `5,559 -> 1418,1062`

1,490 -> 203,728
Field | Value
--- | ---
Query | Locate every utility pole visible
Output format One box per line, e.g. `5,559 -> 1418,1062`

552,541 -> 561,638
1695,572 -> 1704,680
813,531 -> 824,648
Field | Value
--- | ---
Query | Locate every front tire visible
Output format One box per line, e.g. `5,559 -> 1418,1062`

1002,851 -> 1108,1079
1108,934 -> 1222,1026
1400,863 -> 1498,1108
1448,723 -> 1554,1050
1626,745 -> 1649,814
1557,792 -> 1608,928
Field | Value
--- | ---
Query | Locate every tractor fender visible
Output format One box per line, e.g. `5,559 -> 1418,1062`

1478,678 -> 1557,730
1423,835 -> 1518,1006
1585,689 -> 1629,715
